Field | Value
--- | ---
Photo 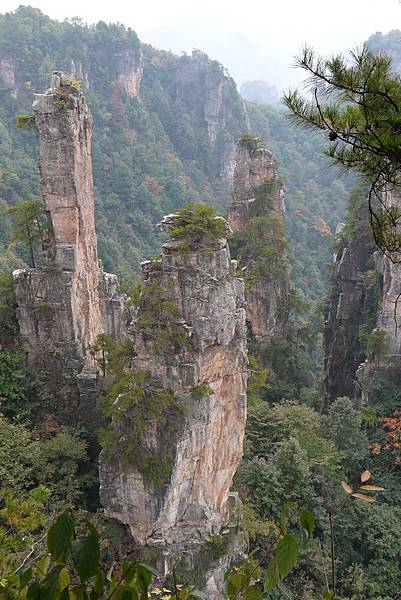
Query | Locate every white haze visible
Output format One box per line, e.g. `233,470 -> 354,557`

2,0 -> 401,91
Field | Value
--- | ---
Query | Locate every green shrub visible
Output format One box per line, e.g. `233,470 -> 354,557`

16,113 -> 35,129
168,203 -> 227,247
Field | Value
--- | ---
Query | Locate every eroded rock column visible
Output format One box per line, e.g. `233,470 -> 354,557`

228,137 -> 289,346
13,73 -> 126,415
99,218 -> 247,595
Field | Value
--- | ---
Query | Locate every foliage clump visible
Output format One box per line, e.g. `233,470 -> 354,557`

7,198 -> 48,267
167,203 -> 227,249
283,46 -> 401,261
16,113 -> 35,129
238,132 -> 263,155
0,271 -> 18,346
230,180 -> 289,288
191,383 -> 212,400
99,369 -> 185,488
136,280 -> 189,353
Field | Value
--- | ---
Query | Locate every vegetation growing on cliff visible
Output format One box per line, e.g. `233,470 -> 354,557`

166,202 -> 227,249
230,182 -> 289,287
99,369 -> 185,488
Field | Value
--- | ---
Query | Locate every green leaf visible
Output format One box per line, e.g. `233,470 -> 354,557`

244,585 -> 263,600
27,580 -> 40,600
115,586 -> 139,600
85,520 -> 100,540
58,568 -> 70,592
135,562 -> 157,591
106,563 -> 115,582
47,510 -> 75,561
276,534 -> 298,578
39,565 -> 65,600
19,567 -> 33,588
71,532 -> 100,582
95,569 -> 104,595
35,556 -> 50,581
264,558 -> 280,592
300,509 -> 315,540
229,573 -> 247,589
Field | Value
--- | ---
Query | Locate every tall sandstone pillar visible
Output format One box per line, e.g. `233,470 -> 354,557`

13,73 -> 126,415
100,216 -> 247,596
228,137 -> 289,355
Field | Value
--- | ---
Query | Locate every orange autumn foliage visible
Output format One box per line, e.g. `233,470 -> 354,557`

370,410 -> 401,464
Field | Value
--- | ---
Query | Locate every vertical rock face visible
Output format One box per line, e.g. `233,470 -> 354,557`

34,72 -> 102,352
0,57 -> 17,96
228,138 -> 289,342
166,50 -> 248,181
356,191 -> 401,398
13,73 -> 127,410
324,191 -> 401,406
323,212 -> 376,408
99,221 -> 247,594
117,49 -> 144,98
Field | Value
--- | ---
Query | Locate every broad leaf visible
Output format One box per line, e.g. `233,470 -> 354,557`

95,569 -> 104,595
229,573 -> 247,589
71,533 -> 100,582
244,585 -> 263,600
341,481 -> 353,494
361,470 -> 371,483
58,568 -> 70,592
115,586 -> 139,600
264,557 -> 280,591
359,485 -> 385,491
47,510 -> 75,562
27,580 -> 40,600
300,509 -> 315,539
276,534 -> 298,578
39,565 -> 66,600
352,492 -> 376,503
35,556 -> 50,581
19,567 -> 33,588
135,562 -> 156,592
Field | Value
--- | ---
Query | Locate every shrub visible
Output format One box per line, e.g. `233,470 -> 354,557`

168,203 -> 227,247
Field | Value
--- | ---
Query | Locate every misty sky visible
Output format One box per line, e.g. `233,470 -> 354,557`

2,0 -> 401,90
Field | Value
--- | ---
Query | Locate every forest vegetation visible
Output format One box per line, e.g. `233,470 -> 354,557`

1,7 -> 401,600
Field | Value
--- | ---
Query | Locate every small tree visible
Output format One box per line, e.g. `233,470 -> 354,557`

167,203 -> 227,247
7,199 -> 48,267
366,329 -> 389,365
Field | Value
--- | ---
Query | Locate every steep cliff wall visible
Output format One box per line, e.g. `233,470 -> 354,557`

228,137 -> 289,346
356,191 -> 401,399
152,49 -> 248,181
323,206 -> 377,408
99,216 -> 247,594
323,191 -> 401,407
13,73 -> 127,416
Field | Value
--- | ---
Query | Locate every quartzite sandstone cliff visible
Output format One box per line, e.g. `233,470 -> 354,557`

324,191 -> 401,406
13,73 -> 127,417
99,218 -> 247,595
228,137 -> 289,348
